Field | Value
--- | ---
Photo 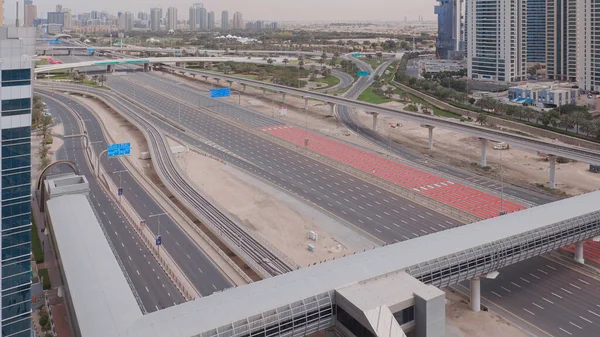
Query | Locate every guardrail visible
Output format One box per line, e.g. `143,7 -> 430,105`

161,64 -> 600,165
40,82 -> 294,279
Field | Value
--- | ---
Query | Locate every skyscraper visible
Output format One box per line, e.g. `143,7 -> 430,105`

576,0 -> 600,91
55,4 -> 62,12
0,25 -> 36,337
466,0 -> 527,83
232,11 -> 243,30
167,7 -> 177,31
189,6 -> 197,30
1,0 -> 5,26
24,4 -> 37,27
527,0 -> 546,64
197,6 -> 207,30
47,12 -> 65,29
150,8 -> 161,31
118,11 -> 133,31
61,8 -> 71,30
221,10 -> 229,30
207,11 -> 215,30
435,0 -> 464,59
546,0 -> 577,81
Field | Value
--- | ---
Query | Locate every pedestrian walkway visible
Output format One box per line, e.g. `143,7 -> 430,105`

262,125 -> 600,263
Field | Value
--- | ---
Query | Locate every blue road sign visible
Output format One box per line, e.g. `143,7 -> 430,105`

88,48 -> 95,53
351,53 -> 361,57
357,71 -> 370,77
175,50 -> 181,54
210,88 -> 231,98
118,188 -> 123,196
156,235 -> 162,246
107,143 -> 131,158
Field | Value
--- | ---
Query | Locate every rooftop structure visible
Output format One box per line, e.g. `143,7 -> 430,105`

508,82 -> 577,107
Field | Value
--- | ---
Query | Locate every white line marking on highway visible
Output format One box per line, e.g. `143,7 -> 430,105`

162,284 -> 165,288
393,223 -> 400,228
519,277 -> 530,284
375,214 -> 382,218
145,287 -> 150,293
393,209 -> 400,213
341,210 -> 347,215
561,287 -> 573,294
128,256 -> 132,261
445,220 -> 453,225
186,254 -> 191,259
408,204 -> 415,208
546,264 -> 557,271
212,284 -> 217,290
491,291 -> 502,298
410,218 -> 417,222
420,229 -> 428,234
391,196 -> 397,200
511,282 -> 521,288
569,283 -> 581,290
383,226 -> 390,230
383,199 -> 389,203
115,231 -> 118,236
523,308 -> 535,316
412,233 -> 419,237
384,211 -> 390,215
121,243 -> 125,247
542,297 -> 553,304
588,310 -> 600,318
569,322 -> 582,329
349,208 -> 356,212
579,316 -> 593,324
559,327 -> 572,335
578,278 -> 590,285
501,286 -> 512,293
136,270 -> 140,276
551,292 -> 563,299
358,220 -> 364,224
402,235 -> 410,240
529,273 -> 540,279
438,224 -> 446,229
175,241 -> 180,246
374,228 -> 382,233
532,303 -> 544,310
366,216 -> 373,221
156,305 -> 160,311
537,269 -> 548,275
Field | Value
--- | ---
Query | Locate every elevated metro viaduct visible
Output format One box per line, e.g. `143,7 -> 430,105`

34,57 -> 600,191
46,182 -> 600,337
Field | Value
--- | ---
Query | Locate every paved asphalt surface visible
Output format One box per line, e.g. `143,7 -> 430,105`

318,70 -> 354,92
47,52 -> 600,335
42,90 -> 234,296
42,95 -> 184,313
106,74 -> 464,244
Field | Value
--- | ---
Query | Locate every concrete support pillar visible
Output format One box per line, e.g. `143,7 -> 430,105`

175,62 -> 182,67
427,126 -> 435,149
549,155 -> 557,189
480,138 -> 488,167
575,241 -> 585,264
215,78 -> 220,84
107,65 -> 114,73
282,92 -> 287,104
470,277 -> 481,312
329,103 -> 335,117
371,112 -> 379,132
242,84 -> 247,92
262,88 -> 266,96
304,98 -> 309,111
143,63 -> 150,72
42,50 -> 46,56
227,80 -> 233,88
68,49 -> 72,55
202,76 -> 209,82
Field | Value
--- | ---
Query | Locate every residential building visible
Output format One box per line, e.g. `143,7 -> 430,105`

466,0 -> 527,83
55,4 -> 62,12
91,11 -> 98,20
546,0 -> 577,82
508,82 -> 577,107
150,8 -> 161,31
435,0 -> 464,59
232,11 -> 243,30
0,26 -> 37,337
24,4 -> 37,27
207,11 -> 214,29
167,7 -> 177,31
137,12 -> 148,21
527,0 -> 546,63
188,6 -> 197,30
221,10 -> 229,30
117,11 -> 133,31
47,12 -> 65,30
23,0 -> 32,5
61,8 -> 71,30
576,0 -> 600,92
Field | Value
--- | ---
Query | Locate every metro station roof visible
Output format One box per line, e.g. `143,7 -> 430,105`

46,194 -> 143,337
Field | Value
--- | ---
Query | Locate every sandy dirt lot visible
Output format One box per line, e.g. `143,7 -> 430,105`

168,71 -> 600,196
445,291 -> 530,337
174,147 -> 353,266
356,106 -> 600,196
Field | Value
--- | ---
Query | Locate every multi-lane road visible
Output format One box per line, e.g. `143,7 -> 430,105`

41,90 -> 234,296
42,95 -> 184,312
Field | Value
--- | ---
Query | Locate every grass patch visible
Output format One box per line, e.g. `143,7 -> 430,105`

312,75 -> 340,89
358,87 -> 391,104
31,215 -> 44,264
38,269 -> 51,290
362,58 -> 382,70
328,87 -> 351,95
392,85 -> 462,119
35,60 -> 49,66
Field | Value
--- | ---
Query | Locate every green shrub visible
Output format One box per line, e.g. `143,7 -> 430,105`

39,314 -> 49,327
38,269 -> 51,290
31,215 -> 44,263
557,157 -> 570,164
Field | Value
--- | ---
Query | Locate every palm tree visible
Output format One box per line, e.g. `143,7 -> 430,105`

97,74 -> 107,86
267,58 -> 274,65
298,59 -> 305,67
282,58 -> 289,66
476,112 -> 488,126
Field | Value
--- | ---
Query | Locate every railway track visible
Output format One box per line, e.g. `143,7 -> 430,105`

36,83 -> 293,278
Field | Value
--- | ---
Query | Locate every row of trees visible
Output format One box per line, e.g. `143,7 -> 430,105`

396,73 -> 470,104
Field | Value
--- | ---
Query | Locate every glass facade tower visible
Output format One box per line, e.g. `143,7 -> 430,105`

527,0 -> 547,63
0,27 -> 36,337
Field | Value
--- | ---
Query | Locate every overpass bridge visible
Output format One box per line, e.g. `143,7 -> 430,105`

51,186 -> 600,337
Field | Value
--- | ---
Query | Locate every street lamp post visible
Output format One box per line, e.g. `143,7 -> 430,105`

112,169 -> 128,203
149,212 -> 168,254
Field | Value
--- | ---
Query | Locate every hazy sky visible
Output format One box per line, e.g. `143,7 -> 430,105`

5,0 -> 437,22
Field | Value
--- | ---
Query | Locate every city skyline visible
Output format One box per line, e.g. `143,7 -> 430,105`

2,0 -> 438,23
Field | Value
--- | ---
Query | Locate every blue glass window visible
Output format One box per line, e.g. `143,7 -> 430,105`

1,261 -> 30,280
2,288 -> 30,308
1,315 -> 31,336
2,201 -> 30,219
2,144 -> 30,158
1,155 -> 30,171
2,172 -> 30,188
2,185 -> 30,201
2,231 -> 30,250
1,69 -> 31,87
2,214 -> 31,231
1,300 -> 31,320
2,127 -> 31,141
1,99 -> 30,112
1,270 -> 30,289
